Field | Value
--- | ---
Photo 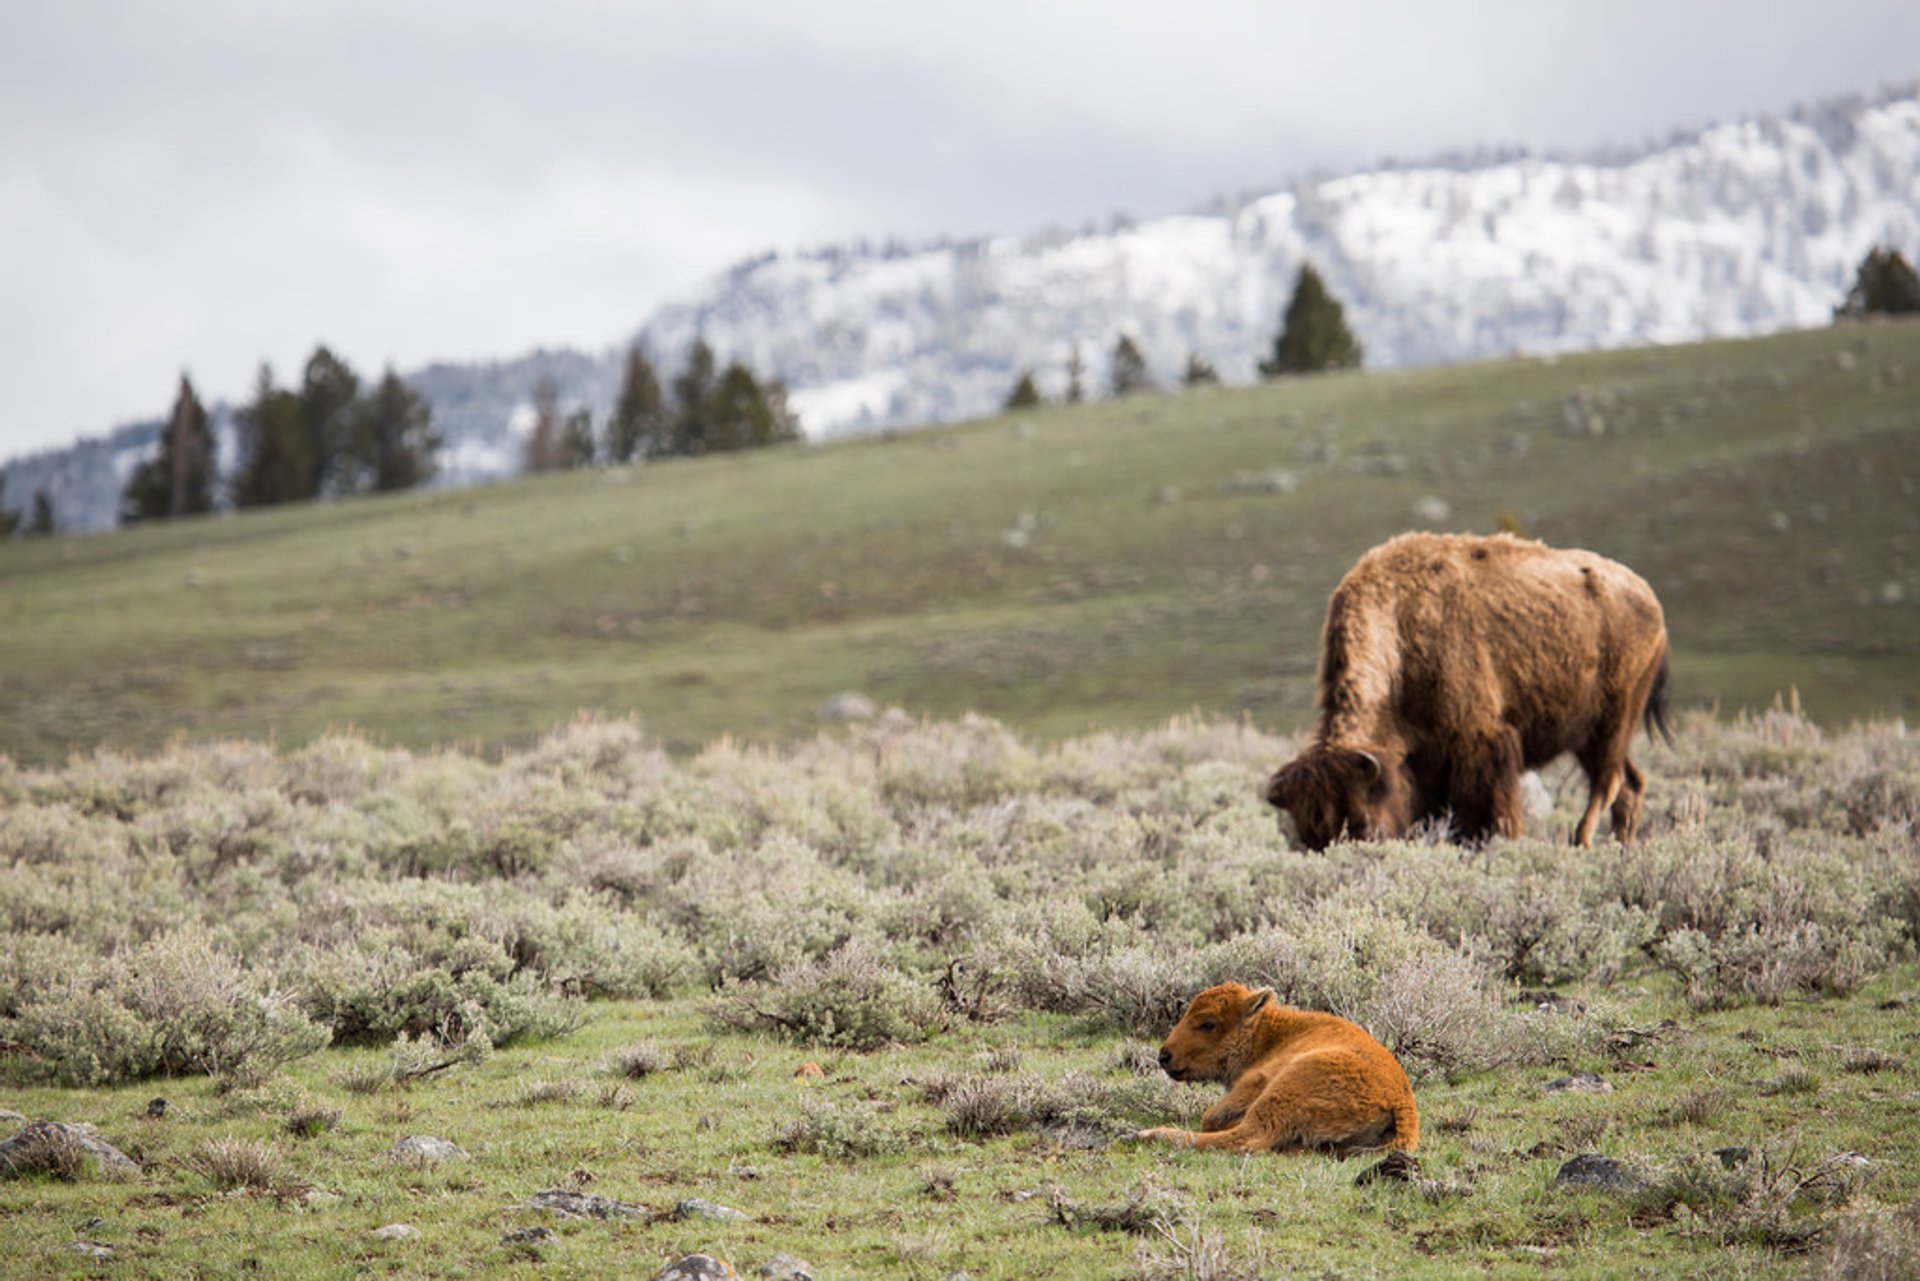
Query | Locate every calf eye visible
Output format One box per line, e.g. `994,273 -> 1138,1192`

1197,1021 -> 1219,1033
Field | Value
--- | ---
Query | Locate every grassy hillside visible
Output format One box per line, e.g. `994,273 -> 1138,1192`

3,321 -> 1917,765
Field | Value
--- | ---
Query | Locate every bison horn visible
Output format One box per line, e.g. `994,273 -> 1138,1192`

1355,750 -> 1383,784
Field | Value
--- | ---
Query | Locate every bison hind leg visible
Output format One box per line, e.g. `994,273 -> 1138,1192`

1609,758 -> 1646,845
1310,1111 -> 1398,1157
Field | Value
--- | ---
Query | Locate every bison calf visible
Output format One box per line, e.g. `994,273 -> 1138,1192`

1267,532 -> 1670,849
1136,982 -> 1418,1154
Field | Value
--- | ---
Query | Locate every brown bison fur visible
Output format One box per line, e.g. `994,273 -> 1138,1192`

1136,982 -> 1417,1155
1267,532 -> 1671,849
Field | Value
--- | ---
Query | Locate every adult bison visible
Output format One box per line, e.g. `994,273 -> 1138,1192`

1266,532 -> 1670,849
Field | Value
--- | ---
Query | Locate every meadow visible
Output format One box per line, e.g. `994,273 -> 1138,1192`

2,709 -> 1918,1278
2,322 -> 1918,1277
1,321 -> 1917,766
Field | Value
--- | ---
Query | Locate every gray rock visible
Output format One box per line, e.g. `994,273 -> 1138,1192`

653,1256 -> 742,1281
818,691 -> 877,721
1554,1153 -> 1639,1191
501,1226 -> 558,1247
1713,1146 -> 1751,1168
58,1241 -> 115,1261
758,1255 -> 816,1281
674,1197 -> 752,1223
372,1223 -> 420,1240
0,1121 -> 138,1178
0,1110 -> 27,1124
1516,990 -> 1589,1015
388,1136 -> 466,1163
1544,1072 -> 1612,1094
525,1188 -> 651,1220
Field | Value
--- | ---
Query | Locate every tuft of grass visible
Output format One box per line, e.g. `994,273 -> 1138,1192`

283,1103 -> 341,1139
192,1137 -> 284,1191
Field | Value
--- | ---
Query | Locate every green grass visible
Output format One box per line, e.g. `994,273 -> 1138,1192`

3,322 -> 1918,765
3,975 -> 1920,1275
3,980 -> 1915,1279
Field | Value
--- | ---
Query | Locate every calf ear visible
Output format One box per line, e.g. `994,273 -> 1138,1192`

1242,987 -> 1275,1016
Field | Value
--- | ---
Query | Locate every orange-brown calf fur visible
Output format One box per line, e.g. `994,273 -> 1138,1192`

1267,532 -> 1671,849
1136,982 -> 1418,1155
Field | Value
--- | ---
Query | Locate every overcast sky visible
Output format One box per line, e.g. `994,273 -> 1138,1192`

2,2 -> 1915,460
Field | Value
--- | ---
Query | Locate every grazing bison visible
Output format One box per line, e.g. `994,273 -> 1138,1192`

1136,982 -> 1417,1154
1267,532 -> 1670,849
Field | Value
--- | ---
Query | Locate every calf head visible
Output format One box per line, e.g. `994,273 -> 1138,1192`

1158,981 -> 1274,1085
1266,744 -> 1409,850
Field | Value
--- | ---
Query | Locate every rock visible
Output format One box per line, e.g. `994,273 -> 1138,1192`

1519,770 -> 1555,821
1516,991 -> 1589,1015
1544,1072 -> 1612,1095
501,1226 -> 558,1247
758,1254 -> 816,1281
144,1098 -> 169,1119
388,1136 -> 466,1164
58,1241 -> 115,1261
817,692 -> 876,721
0,1121 -> 138,1179
0,1110 -> 25,1124
1554,1153 -> 1639,1191
674,1197 -> 752,1223
1713,1146 -> 1751,1169
1355,1150 -> 1423,1185
524,1188 -> 651,1220
1411,495 -> 1452,525
372,1223 -> 420,1240
652,1255 -> 742,1281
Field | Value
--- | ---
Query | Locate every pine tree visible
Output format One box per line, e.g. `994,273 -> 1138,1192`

561,408 -> 597,469
605,344 -> 667,463
1109,334 -> 1154,396
668,338 -> 718,456
0,471 -> 19,538
27,489 -> 55,537
1836,246 -> 1920,318
351,369 -> 440,492
1004,369 -> 1043,410
524,374 -> 564,474
1259,263 -> 1363,377
122,375 -> 217,524
299,346 -> 360,496
233,364 -> 309,508
1181,352 -> 1220,388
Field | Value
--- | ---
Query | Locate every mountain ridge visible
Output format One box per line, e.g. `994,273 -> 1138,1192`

8,82 -> 1918,533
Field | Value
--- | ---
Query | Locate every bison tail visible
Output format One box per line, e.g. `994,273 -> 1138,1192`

1644,653 -> 1674,747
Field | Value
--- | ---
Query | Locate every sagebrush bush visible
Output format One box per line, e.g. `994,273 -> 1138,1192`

1817,1200 -> 1920,1281
0,928 -> 330,1086
775,1097 -> 908,1159
711,938 -> 942,1050
3,708 -> 1915,1089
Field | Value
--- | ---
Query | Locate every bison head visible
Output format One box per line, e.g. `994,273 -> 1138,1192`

1266,744 -> 1410,850
1157,981 -> 1272,1085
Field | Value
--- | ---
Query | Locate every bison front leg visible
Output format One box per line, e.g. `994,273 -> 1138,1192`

1448,727 -> 1525,843
1199,1074 -> 1270,1132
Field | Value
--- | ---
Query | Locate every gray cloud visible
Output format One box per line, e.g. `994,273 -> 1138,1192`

2,1 -> 1916,457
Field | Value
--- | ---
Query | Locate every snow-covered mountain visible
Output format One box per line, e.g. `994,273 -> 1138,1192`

9,85 -> 1918,533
